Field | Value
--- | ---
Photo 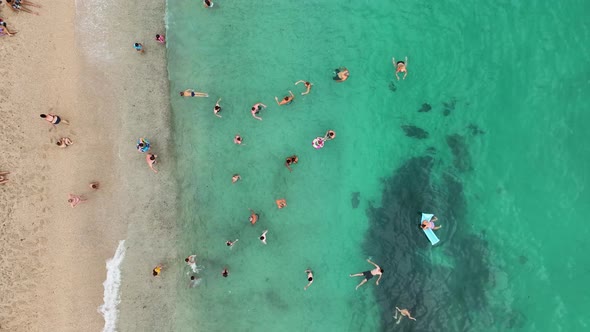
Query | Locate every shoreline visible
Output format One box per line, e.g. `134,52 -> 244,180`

0,0 -> 178,330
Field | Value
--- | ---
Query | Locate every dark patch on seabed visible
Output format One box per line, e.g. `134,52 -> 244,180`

362,155 -> 507,331
447,134 -> 473,172
401,125 -> 429,139
351,192 -> 361,209
418,103 -> 432,113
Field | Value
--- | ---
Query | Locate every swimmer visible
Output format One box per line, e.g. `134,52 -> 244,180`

0,171 -> 10,185
222,268 -> 229,278
185,255 -> 196,265
146,153 -> 158,173
333,67 -> 350,82
248,208 -> 259,225
304,269 -> 314,290
394,307 -> 417,324
133,43 -> 144,53
226,239 -> 238,248
180,89 -> 209,98
295,80 -> 313,95
324,130 -> 336,141
232,174 -> 241,183
68,194 -> 86,208
203,0 -> 214,8
275,199 -> 287,209
152,264 -> 163,277
40,113 -> 69,127
275,91 -> 295,106
284,155 -> 299,172
89,182 -> 100,190
56,137 -> 73,148
233,135 -> 242,145
349,258 -> 383,290
214,98 -> 222,117
259,230 -> 268,245
392,56 -> 408,80
155,34 -> 166,44
189,275 -> 201,288
421,216 -> 441,230
250,103 -> 267,121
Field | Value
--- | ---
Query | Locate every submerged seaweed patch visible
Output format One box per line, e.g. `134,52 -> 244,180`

446,134 -> 473,172
362,156 -> 492,331
401,125 -> 429,139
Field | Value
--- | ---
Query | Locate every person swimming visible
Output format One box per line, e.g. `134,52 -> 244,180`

251,103 -> 266,121
275,91 -> 295,105
214,98 -> 222,117
226,239 -> 238,248
232,174 -> 241,183
259,230 -> 268,245
234,135 -> 242,145
222,268 -> 229,277
249,209 -> 259,225
349,259 -> 384,290
203,0 -> 214,8
324,130 -> 336,141
392,56 -> 408,80
285,155 -> 299,172
333,67 -> 350,82
180,89 -> 209,98
304,269 -> 314,290
295,80 -> 313,95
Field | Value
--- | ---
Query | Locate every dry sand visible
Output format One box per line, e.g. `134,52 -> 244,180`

0,1 -> 178,331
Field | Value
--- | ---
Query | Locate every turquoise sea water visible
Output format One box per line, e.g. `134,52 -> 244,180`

165,1 -> 590,331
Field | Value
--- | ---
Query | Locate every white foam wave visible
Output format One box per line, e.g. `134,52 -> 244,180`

98,240 -> 127,332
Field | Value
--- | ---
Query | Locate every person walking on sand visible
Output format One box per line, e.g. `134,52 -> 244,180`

349,258 -> 383,290
137,138 -> 150,153
394,307 -> 416,324
214,98 -> 222,117
180,89 -> 208,98
56,137 -> 73,148
295,80 -> 312,95
392,56 -> 408,80
146,153 -> 158,173
133,42 -> 145,53
89,182 -> 99,190
40,113 -> 69,127
304,269 -> 314,290
259,230 -> 268,244
251,103 -> 266,121
232,174 -> 241,183
249,209 -> 259,225
0,171 -> 10,185
68,194 -> 86,208
6,0 -> 40,15
155,34 -> 165,44
226,239 -> 238,248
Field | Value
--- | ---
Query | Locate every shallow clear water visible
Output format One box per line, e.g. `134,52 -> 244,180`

166,0 -> 590,331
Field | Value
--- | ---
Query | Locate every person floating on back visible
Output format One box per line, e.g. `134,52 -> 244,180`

40,113 -> 69,128
68,194 -> 86,208
155,34 -> 166,44
394,307 -> 416,324
180,89 -> 208,98
392,56 -> 408,80
349,258 -> 383,290
152,264 -> 163,277
0,171 -> 10,185
421,215 -> 441,230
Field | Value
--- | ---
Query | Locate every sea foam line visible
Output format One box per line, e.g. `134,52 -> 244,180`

98,240 -> 127,332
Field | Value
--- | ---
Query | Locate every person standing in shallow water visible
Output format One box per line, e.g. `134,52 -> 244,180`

349,258 -> 383,290
146,153 -> 158,173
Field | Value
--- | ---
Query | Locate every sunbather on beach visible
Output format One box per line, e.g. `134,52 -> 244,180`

180,89 -> 208,98
259,230 -> 268,244
295,80 -> 312,95
146,153 -> 158,173
304,269 -> 314,290
251,103 -> 266,121
0,171 -> 10,185
6,0 -> 40,15
155,34 -> 165,44
203,0 -> 214,8
56,137 -> 73,148
0,19 -> 17,36
214,98 -> 222,117
89,182 -> 99,190
349,258 -> 383,290
68,194 -> 86,208
40,113 -> 69,127
394,307 -> 416,324
392,56 -> 408,80
275,91 -> 295,105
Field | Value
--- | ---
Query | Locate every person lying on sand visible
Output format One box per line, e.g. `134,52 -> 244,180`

40,113 -> 69,127
68,194 -> 86,208
0,19 -> 17,36
275,91 -> 295,106
259,230 -> 268,245
152,264 -> 163,277
56,137 -> 73,148
0,171 -> 10,185
6,0 -> 40,15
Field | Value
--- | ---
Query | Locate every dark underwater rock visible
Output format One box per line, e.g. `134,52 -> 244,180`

351,192 -> 360,209
401,125 -> 429,139
467,123 -> 485,136
418,103 -> 432,112
446,134 -> 472,172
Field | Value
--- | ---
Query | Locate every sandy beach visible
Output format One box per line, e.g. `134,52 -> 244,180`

0,1 -> 177,331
